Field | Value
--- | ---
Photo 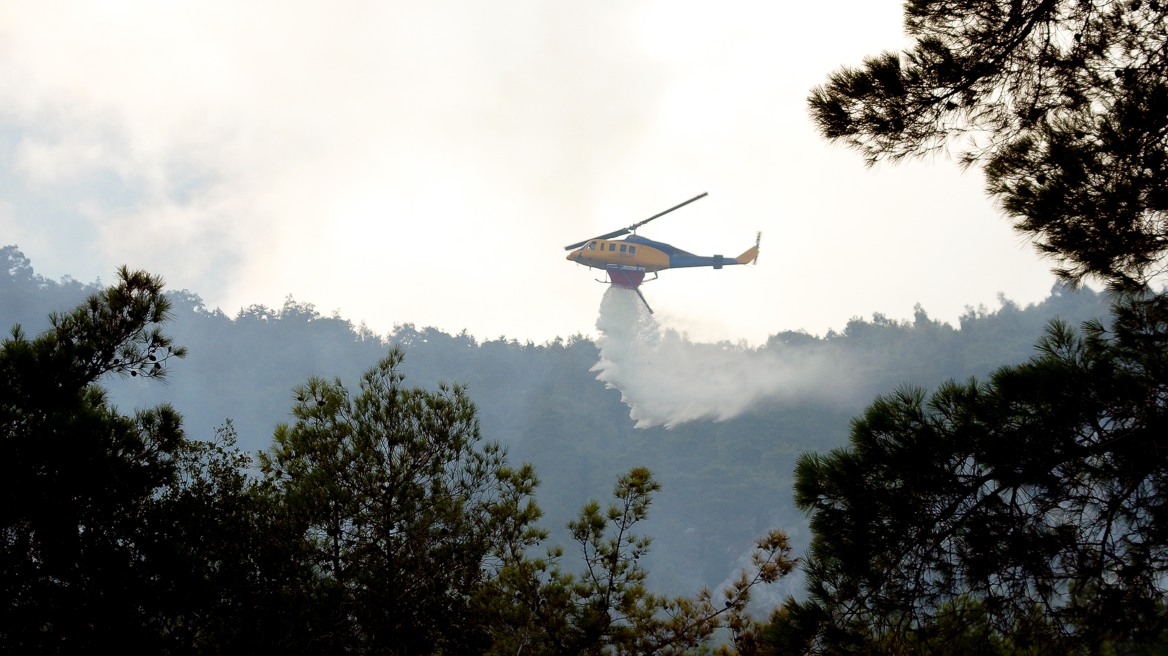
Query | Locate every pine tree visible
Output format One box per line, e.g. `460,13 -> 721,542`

809,0 -> 1168,289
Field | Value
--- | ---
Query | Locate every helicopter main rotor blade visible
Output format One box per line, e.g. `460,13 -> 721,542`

627,191 -> 708,232
563,192 -> 707,250
564,227 -> 631,251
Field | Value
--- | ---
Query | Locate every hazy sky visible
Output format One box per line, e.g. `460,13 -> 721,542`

0,1 -> 1056,344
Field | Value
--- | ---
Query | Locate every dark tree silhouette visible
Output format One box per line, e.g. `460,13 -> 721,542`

809,0 -> 1168,289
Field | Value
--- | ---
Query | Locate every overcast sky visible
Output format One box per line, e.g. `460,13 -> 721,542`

0,1 -> 1057,345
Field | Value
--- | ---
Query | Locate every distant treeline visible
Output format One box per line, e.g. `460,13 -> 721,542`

0,244 -> 1112,599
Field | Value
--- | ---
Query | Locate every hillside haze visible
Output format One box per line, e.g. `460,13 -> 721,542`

0,245 -> 1112,599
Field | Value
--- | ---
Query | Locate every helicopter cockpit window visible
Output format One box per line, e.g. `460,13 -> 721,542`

619,244 -> 627,253
588,241 -> 596,250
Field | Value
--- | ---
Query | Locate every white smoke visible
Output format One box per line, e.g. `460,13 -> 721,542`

593,286 -> 851,428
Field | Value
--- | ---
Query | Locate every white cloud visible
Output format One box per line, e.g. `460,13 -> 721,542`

0,1 -> 1054,343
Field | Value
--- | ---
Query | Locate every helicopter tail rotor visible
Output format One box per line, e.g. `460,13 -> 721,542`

736,232 -> 761,265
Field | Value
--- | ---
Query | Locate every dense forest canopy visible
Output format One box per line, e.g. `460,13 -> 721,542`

2,261 -> 800,653
0,244 -> 1112,607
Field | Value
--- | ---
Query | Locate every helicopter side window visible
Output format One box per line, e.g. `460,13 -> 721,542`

609,243 -> 616,252
629,246 -> 636,254
619,244 -> 627,253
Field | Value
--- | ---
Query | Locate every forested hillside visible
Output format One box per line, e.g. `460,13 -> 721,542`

0,244 -> 1111,600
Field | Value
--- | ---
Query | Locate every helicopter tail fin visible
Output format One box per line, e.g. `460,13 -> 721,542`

736,232 -> 761,265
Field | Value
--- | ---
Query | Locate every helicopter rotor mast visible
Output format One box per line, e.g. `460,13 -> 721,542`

564,192 -> 708,251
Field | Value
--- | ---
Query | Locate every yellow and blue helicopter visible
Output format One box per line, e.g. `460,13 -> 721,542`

564,192 -> 759,312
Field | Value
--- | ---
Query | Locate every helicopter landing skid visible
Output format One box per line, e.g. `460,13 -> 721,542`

634,287 -> 654,314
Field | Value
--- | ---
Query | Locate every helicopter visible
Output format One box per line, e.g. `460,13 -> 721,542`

564,192 -> 759,313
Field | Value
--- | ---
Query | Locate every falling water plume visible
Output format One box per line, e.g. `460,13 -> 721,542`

592,287 -> 849,428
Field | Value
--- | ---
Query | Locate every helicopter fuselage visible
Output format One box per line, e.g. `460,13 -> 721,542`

565,235 -> 669,273
565,234 -> 756,288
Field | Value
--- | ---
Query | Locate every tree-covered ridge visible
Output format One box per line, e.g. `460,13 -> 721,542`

1,269 -> 794,654
0,244 -> 1113,603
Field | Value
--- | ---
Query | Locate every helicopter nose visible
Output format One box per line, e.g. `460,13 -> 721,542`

566,251 -> 579,262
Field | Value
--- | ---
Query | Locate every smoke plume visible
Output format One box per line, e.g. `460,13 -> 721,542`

593,286 -> 851,428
